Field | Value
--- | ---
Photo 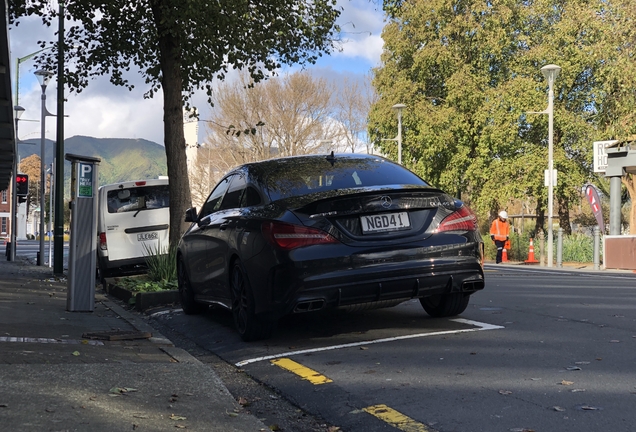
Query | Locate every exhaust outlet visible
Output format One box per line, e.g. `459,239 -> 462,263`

293,299 -> 325,313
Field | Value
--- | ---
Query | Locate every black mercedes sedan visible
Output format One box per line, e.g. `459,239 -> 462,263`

177,153 -> 484,341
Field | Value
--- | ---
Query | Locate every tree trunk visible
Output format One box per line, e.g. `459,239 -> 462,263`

151,1 -> 192,247
557,195 -> 572,235
621,174 -> 636,234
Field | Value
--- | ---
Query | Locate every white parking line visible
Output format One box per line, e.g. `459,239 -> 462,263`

235,319 -> 504,367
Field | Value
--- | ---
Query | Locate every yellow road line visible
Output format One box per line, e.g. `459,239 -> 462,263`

271,358 -> 333,385
363,404 -> 435,432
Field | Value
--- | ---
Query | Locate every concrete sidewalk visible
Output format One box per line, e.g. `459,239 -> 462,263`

0,257 -> 267,431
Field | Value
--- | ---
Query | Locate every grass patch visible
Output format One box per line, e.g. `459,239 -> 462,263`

115,275 -> 177,293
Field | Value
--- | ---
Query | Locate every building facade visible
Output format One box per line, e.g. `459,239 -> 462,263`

0,188 -> 10,238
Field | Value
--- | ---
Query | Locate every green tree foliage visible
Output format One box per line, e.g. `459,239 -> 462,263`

370,0 -> 628,233
9,0 -> 340,245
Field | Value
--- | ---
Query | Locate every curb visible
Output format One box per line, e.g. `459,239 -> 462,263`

99,294 -> 202,365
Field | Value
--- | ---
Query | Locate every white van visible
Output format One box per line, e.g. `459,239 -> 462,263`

96,178 -> 170,282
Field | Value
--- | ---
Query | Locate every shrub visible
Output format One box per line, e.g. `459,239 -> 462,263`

141,242 -> 178,290
561,233 -> 597,263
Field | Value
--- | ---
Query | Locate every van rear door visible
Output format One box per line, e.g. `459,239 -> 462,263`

102,182 -> 170,262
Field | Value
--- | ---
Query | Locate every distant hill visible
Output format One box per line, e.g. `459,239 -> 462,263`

18,136 -> 168,189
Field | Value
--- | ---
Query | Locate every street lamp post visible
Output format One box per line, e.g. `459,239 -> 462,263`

392,104 -> 406,164
541,64 -> 561,268
381,104 -> 406,164
35,69 -> 54,266
10,106 -> 25,262
47,163 -> 54,267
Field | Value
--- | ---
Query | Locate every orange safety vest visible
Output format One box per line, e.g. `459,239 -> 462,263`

490,218 -> 509,241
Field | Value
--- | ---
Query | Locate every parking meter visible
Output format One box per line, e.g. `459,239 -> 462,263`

65,153 -> 101,312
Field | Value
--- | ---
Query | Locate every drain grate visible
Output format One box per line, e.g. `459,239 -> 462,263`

82,330 -> 152,341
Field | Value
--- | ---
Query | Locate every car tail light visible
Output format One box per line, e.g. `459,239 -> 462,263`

262,221 -> 339,250
99,232 -> 108,250
135,181 -> 146,186
435,206 -> 477,233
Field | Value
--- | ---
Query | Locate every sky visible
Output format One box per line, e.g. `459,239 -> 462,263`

9,0 -> 386,147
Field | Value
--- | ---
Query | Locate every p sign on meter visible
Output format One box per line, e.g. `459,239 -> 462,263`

78,163 -> 94,197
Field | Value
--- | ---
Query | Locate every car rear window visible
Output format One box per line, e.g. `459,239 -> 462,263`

106,185 -> 170,214
261,157 -> 428,201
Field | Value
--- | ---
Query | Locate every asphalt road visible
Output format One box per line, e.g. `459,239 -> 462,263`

148,265 -> 636,432
10,239 -> 69,267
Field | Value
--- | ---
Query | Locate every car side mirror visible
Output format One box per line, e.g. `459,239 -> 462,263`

184,207 -> 197,223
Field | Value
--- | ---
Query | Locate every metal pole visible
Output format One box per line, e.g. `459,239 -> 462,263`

547,75 -> 554,268
397,109 -> 402,165
556,227 -> 563,268
54,2 -> 66,275
609,176 -> 622,235
39,86 -> 47,266
9,117 -> 18,261
593,226 -> 600,271
48,163 -> 54,267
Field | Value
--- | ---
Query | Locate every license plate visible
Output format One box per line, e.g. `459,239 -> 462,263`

360,212 -> 411,234
137,232 -> 158,241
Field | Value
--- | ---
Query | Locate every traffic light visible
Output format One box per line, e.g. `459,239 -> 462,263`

15,174 -> 29,197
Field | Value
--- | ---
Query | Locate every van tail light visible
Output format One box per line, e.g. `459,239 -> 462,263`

435,205 -> 478,233
262,221 -> 339,250
99,232 -> 108,250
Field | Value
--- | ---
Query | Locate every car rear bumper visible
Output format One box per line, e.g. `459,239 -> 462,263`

289,259 -> 482,314
246,239 -> 484,319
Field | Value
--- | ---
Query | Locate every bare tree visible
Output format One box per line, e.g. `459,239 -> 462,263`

203,71 -> 337,162
332,74 -> 376,153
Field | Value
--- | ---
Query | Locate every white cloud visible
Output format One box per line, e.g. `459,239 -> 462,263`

333,0 -> 385,64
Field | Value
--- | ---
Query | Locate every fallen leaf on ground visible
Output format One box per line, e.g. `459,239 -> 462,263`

499,390 -> 513,395
269,425 -> 281,431
327,427 -> 341,432
238,397 -> 249,406
360,346 -> 368,350
566,366 -> 582,371
581,405 -> 599,410
72,351 -> 80,356
553,406 -> 566,412
169,414 -> 187,420
571,389 -> 586,393
560,380 -> 574,386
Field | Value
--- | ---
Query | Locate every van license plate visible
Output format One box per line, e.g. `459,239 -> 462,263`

137,232 -> 158,241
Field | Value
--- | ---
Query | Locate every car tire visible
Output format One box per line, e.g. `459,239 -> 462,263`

420,293 -> 470,317
177,257 -> 203,315
231,259 -> 274,341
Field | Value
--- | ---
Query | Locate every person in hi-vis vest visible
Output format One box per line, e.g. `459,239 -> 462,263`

490,211 -> 510,264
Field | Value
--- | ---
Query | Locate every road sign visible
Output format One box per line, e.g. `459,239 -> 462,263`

593,140 -> 618,173
78,162 -> 94,198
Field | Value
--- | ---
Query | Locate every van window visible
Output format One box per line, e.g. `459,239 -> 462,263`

107,185 -> 170,214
